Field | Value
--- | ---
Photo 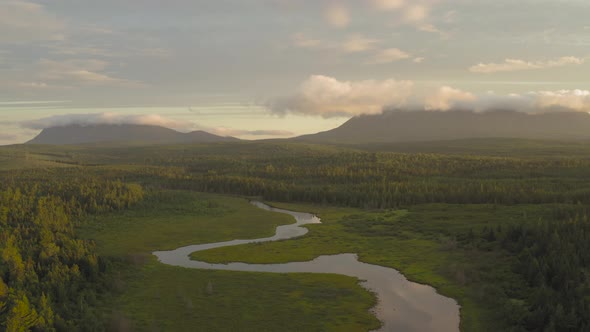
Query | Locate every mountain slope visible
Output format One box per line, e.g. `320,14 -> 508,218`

296,110 -> 590,143
27,124 -> 238,145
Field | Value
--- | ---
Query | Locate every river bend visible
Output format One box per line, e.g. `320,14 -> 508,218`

153,201 -> 460,332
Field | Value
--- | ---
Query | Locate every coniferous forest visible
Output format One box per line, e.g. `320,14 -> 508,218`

1,140 -> 589,331
0,171 -> 143,330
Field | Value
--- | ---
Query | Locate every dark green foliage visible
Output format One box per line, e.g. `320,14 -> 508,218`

449,206 -> 590,331
2,140 -> 590,331
0,174 -> 143,331
505,217 -> 590,331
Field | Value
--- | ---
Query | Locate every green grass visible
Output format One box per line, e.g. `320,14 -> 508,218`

191,201 -> 566,331
79,191 -> 380,331
114,258 -> 378,332
80,191 -> 295,256
0,148 -> 73,170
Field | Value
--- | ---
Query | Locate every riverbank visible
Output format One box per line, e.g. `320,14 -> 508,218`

192,201 -> 556,331
79,190 -> 380,331
159,202 -> 459,332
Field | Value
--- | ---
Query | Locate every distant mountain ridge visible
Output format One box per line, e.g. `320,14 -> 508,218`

296,110 -> 590,143
27,124 -> 238,145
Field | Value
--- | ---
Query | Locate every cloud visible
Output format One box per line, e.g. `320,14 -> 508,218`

371,0 -> 406,11
267,75 -> 414,117
341,34 -> 380,53
532,89 -> 590,112
428,89 -> 590,113
403,4 -> 429,22
0,133 -> 18,141
324,3 -> 350,28
292,33 -> 379,53
18,82 -> 49,89
424,86 -> 476,110
0,1 -> 65,43
370,0 -> 444,34
413,57 -> 425,63
0,100 -> 69,106
19,112 -> 296,138
21,113 -> 189,131
36,59 -> 144,87
292,33 -> 323,49
48,41 -> 174,59
268,76 -> 590,117
210,128 -> 294,137
418,23 -> 449,38
366,48 -> 411,64
469,56 -> 585,74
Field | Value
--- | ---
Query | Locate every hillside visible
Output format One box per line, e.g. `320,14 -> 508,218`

296,110 -> 590,143
27,124 -> 238,145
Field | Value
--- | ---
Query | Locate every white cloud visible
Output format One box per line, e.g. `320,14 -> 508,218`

48,45 -> 112,57
268,75 -> 590,117
418,23 -> 449,38
48,41 -> 174,59
428,89 -> 590,113
19,112 -> 295,138
267,75 -> 414,117
0,1 -> 65,43
413,57 -> 425,63
324,3 -> 350,28
403,4 -> 429,22
292,33 -> 323,49
18,82 -> 49,88
371,0 -> 406,11
0,100 -> 68,106
21,113 -> 188,130
532,89 -> 590,112
469,56 -> 585,74
424,86 -> 476,110
366,48 -> 411,64
292,33 -> 379,53
371,1 -> 431,23
211,128 -> 294,137
341,34 -> 380,53
36,59 -> 144,87
418,24 -> 439,33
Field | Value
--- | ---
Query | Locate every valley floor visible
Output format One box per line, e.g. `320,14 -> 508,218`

4,139 -> 589,331
80,191 -> 379,331
81,190 -> 561,331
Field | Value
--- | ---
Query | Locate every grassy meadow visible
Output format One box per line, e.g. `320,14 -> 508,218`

79,190 -> 380,331
192,201 -> 572,331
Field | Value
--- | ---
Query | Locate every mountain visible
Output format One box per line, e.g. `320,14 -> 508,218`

296,110 -> 590,143
27,124 -> 238,145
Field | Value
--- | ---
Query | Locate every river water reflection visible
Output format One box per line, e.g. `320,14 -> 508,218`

154,202 -> 460,332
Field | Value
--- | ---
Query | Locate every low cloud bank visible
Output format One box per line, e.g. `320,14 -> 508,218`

451,90 -> 590,113
21,113 -> 187,130
20,112 -> 295,138
210,127 -> 294,137
268,75 -> 590,117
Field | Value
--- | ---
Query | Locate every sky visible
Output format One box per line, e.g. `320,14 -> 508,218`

0,0 -> 589,144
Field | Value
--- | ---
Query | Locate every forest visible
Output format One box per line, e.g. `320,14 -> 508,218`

0,140 -> 589,331
0,169 -> 143,331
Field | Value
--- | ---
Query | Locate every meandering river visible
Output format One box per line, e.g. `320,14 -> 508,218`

154,202 -> 460,332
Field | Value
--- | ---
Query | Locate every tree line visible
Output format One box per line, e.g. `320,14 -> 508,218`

0,173 -> 143,331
